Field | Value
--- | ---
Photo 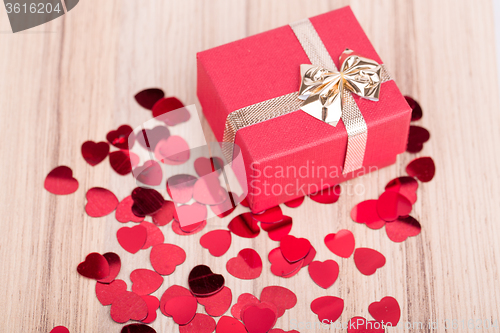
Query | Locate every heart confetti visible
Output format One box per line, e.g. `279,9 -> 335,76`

376,191 -> 412,222
159,285 -> 192,317
228,213 -> 260,238
131,187 -> 165,216
241,304 -> 278,333
310,296 -> 344,324
116,225 -> 147,254
324,230 -> 355,258
268,248 -> 303,278
172,219 -> 207,235
347,316 -> 384,333
194,157 -> 224,177
385,215 -> 421,242
308,260 -> 339,289
136,126 -> 170,151
150,243 -> 186,275
85,187 -> 119,217
50,327 -> 70,333
260,216 -> 292,241
178,313 -> 216,333
154,136 -> 190,165
280,235 -> 311,263
164,295 -> 197,325
406,156 -> 435,182
121,323 -> 157,333
140,295 -> 159,324
193,175 -> 228,206
110,291 -> 148,323
197,286 -> 232,317
353,248 -> 386,276
130,269 -> 163,295
95,279 -> 127,306
81,141 -> 109,166
77,252 -> 109,280
188,265 -> 225,297
350,200 -> 385,229
174,202 -> 208,227
134,160 -> 163,186
44,166 -> 79,195
134,88 -> 165,110
166,174 -> 198,203
309,184 -> 341,204
109,150 -> 140,175
216,315 -> 247,333
200,230 -> 232,257
116,196 -> 145,223
139,221 -> 164,249
404,96 -> 423,121
231,293 -> 260,320
284,196 -> 305,208
150,200 -> 175,226
385,176 -> 418,204
226,248 -> 263,280
107,125 -> 135,150
260,286 -> 297,317
210,192 -> 237,218
252,206 -> 283,223
98,252 -> 121,283
407,125 -> 430,153
368,296 -> 401,326
151,97 -> 184,118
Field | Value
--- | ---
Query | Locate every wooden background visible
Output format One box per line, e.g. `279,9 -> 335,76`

1,0 -> 499,332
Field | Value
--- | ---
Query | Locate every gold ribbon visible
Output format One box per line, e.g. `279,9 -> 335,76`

298,49 -> 383,126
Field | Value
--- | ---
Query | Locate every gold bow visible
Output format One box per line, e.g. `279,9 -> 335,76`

298,49 -> 382,126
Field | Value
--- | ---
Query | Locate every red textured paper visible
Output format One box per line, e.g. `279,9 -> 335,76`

197,7 -> 411,212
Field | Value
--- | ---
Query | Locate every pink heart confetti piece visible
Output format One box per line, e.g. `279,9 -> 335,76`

228,213 -> 260,238
150,200 -> 175,226
154,136 -> 190,165
98,252 -> 121,283
44,166 -> 79,195
309,184 -> 341,204
115,196 -> 145,223
210,192 -> 238,218
174,202 -> 208,228
280,235 -> 311,263
107,125 -> 135,150
178,313 -> 216,333
197,286 -> 232,317
193,175 -> 228,206
166,174 -> 198,203
117,225 -> 147,254
130,269 -> 163,295
353,248 -> 386,276
134,88 -> 165,110
350,200 -> 385,229
81,141 -> 109,166
385,176 -> 418,204
284,196 -> 305,208
136,126 -> 170,151
324,229 -> 355,258
150,243 -> 186,275
200,230 -> 232,257
110,291 -> 148,323
226,248 -> 263,280
308,260 -> 339,289
95,279 -> 127,306
406,156 -> 436,182
216,315 -> 247,333
231,293 -> 259,320
252,206 -> 283,223
310,296 -> 344,324
260,216 -> 292,241
268,248 -> 303,278
241,304 -> 277,333
109,150 -> 140,175
139,221 -> 164,249
172,219 -> 207,235
377,191 -> 412,222
77,252 -> 109,280
385,215 -> 421,242
85,187 -> 119,217
164,295 -> 197,325
194,157 -> 224,177
368,296 -> 401,326
260,286 -> 297,318
134,160 -> 163,186
140,295 -> 159,324
159,285 -> 192,317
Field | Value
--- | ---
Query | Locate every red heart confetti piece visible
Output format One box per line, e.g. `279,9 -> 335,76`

280,235 -> 311,263
309,184 -> 341,204
210,192 -> 238,218
136,126 -> 170,151
404,96 -> 423,121
44,166 -> 79,195
159,285 -> 192,317
95,279 -> 127,306
385,176 -> 418,204
407,125 -> 430,153
260,286 -> 297,318
139,221 -> 164,249
252,206 -> 283,223
310,296 -> 344,324
368,296 -> 401,326
116,196 -> 145,223
166,174 -> 198,203
197,286 -> 232,317
172,219 -> 207,235
406,156 -> 435,182
109,150 -> 140,175
260,216 -> 292,241
376,191 -> 412,222
134,160 -> 163,186
231,293 -> 259,320
347,316 -> 384,333
226,248 -> 263,280
154,136 -> 190,165
164,295 -> 198,325
194,157 -> 224,177
131,187 -> 165,216
150,200 -> 175,226
188,265 -> 225,297
110,291 -> 148,323
107,125 -> 135,150
228,213 -> 260,238
241,304 -> 278,333
284,196 -> 305,208
50,326 -> 70,333
85,187 -> 119,217
216,315 -> 247,333
134,88 -> 165,110
353,248 -> 386,276
385,215 -> 422,242
98,252 -> 121,283
150,243 -> 186,275
81,141 -> 109,166
121,323 -> 157,333
324,229 -> 355,258
130,269 -> 163,295
151,97 -> 184,118
193,175 -> 229,206
178,313 -> 216,333
308,260 -> 339,289
302,245 -> 317,267
268,248 -> 303,278
350,200 -> 385,229
200,230 -> 232,257
77,252 -> 109,280
240,197 -> 249,207
140,295 -> 159,324
174,202 -> 208,228
155,101 -> 191,127
117,225 -> 147,254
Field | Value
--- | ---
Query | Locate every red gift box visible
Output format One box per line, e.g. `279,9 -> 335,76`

197,6 -> 411,212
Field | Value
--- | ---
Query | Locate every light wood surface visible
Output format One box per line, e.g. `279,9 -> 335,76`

1,0 -> 500,332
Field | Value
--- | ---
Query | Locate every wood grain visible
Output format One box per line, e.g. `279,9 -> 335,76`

1,0 -> 499,332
